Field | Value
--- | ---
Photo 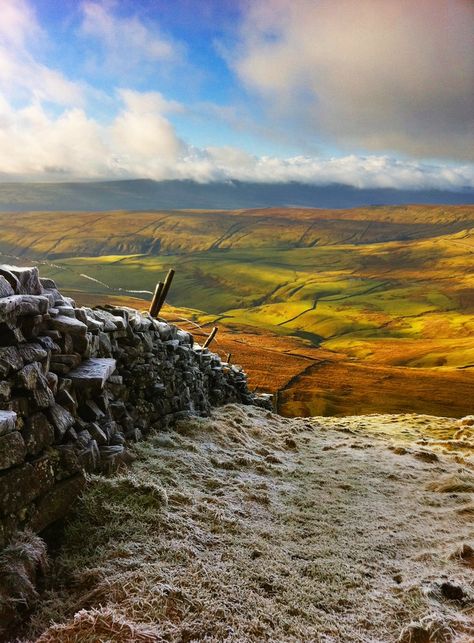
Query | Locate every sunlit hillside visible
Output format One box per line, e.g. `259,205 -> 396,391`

0,205 -> 473,417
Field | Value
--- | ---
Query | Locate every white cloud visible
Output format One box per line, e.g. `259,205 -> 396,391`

81,1 -> 179,74
0,86 -> 472,190
0,96 -> 107,177
186,149 -> 474,190
109,90 -> 185,177
0,89 -> 186,180
0,0 -> 42,48
231,0 -> 474,160
0,0 -> 84,106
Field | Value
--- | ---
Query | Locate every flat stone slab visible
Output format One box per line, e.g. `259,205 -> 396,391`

0,410 -> 17,436
68,358 -> 116,391
0,295 -> 49,323
50,315 -> 87,336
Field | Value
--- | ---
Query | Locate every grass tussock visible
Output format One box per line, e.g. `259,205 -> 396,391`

397,613 -> 454,643
35,607 -> 162,643
0,531 -> 48,637
426,474 -> 474,493
17,405 -> 474,642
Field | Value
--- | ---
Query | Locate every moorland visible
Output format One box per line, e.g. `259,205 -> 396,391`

0,204 -> 473,417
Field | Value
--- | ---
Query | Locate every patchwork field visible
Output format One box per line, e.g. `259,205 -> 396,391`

0,205 -> 472,417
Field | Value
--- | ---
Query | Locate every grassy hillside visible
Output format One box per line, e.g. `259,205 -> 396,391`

0,205 -> 472,257
0,205 -> 473,417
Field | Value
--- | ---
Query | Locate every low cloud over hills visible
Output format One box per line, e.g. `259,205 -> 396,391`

0,180 -> 473,212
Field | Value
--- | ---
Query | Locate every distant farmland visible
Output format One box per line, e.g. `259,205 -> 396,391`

1,205 -> 473,417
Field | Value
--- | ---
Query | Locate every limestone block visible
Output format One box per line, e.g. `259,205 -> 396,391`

31,381 -> 55,410
40,278 -> 57,289
85,315 -> 104,332
17,362 -> 53,409
47,404 -> 75,441
18,343 -> 48,364
48,362 -> 72,376
0,456 -> 54,515
0,265 -> 43,295
0,431 -> 26,470
69,357 -> 116,392
17,362 -> 44,391
78,438 -> 100,472
46,372 -> 58,394
0,410 -> 16,436
0,295 -> 49,324
0,380 -> 11,403
93,308 -> 125,330
50,315 -> 87,336
0,347 -> 23,377
98,331 -> 112,356
42,329 -> 62,341
37,335 -> 61,354
50,353 -> 82,368
0,276 -> 15,298
176,329 -> 192,345
56,306 -> 75,318
53,444 -> 81,478
88,422 -> 108,445
22,412 -> 54,455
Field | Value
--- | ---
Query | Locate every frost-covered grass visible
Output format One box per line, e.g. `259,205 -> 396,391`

0,532 -> 47,636
21,406 -> 474,642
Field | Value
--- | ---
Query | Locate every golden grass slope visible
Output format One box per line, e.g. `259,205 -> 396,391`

0,205 -> 472,257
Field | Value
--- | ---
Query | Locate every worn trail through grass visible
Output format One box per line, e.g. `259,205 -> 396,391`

21,406 -> 474,642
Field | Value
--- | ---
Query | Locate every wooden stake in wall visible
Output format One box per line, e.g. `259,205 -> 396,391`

203,326 -> 218,349
155,269 -> 175,316
149,282 -> 164,317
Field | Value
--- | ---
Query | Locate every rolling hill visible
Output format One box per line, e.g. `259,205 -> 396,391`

0,205 -> 473,417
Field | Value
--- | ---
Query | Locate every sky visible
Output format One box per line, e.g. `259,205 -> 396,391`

0,0 -> 473,189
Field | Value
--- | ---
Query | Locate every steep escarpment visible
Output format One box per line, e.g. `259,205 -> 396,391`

0,265 -> 264,635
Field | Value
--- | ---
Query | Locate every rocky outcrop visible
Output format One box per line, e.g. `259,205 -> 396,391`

0,265 -> 265,552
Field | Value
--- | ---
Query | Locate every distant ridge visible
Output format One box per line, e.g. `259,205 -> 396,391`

0,179 -> 473,211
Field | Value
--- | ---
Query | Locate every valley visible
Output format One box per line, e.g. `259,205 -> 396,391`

0,205 -> 472,418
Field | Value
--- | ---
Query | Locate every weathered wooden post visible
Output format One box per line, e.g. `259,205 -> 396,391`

149,282 -> 164,317
203,326 -> 218,349
155,269 -> 175,316
273,389 -> 279,414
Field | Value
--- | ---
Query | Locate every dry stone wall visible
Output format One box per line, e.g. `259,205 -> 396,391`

0,265 -> 265,548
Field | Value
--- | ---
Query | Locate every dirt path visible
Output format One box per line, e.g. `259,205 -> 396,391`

22,407 -> 474,642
